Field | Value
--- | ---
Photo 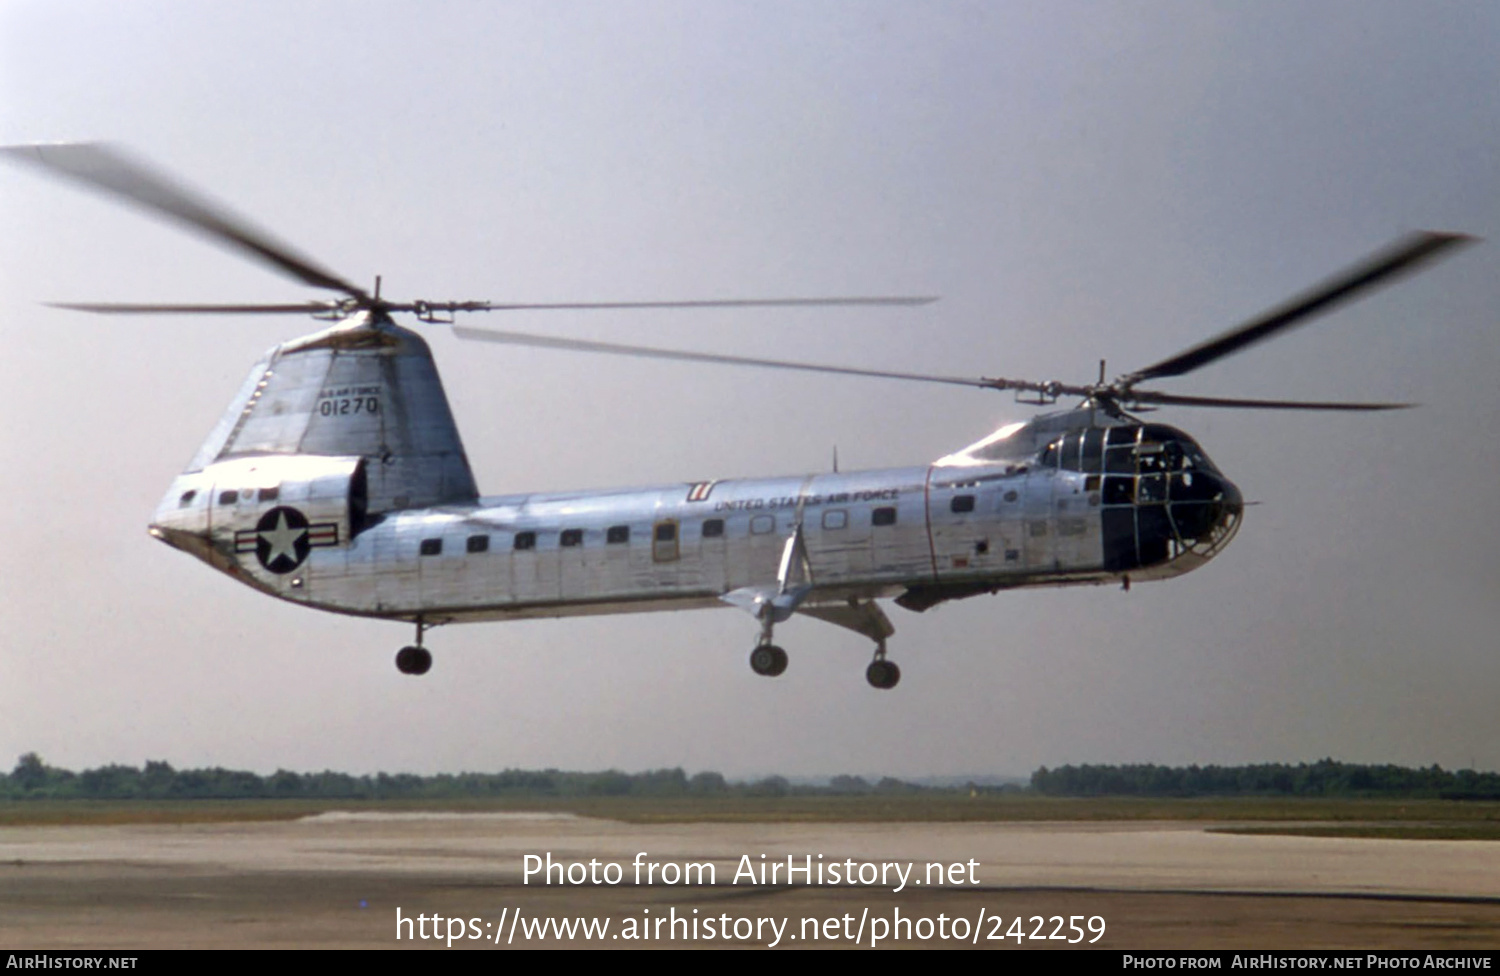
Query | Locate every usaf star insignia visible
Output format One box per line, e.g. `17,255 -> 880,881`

234,506 -> 340,574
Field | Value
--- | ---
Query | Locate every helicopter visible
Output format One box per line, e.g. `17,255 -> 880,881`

2,143 -> 1474,689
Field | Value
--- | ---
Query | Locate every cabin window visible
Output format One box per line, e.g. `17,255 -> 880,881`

178,490 -> 197,507
702,519 -> 725,539
750,515 -> 775,535
258,486 -> 280,503
872,506 -> 897,526
822,509 -> 847,530
606,525 -> 630,544
1003,490 -> 1019,503
218,490 -> 238,505
652,520 -> 680,562
560,528 -> 583,547
1107,425 -> 1139,447
466,534 -> 489,554
420,538 -> 442,556
950,495 -> 975,514
513,531 -> 536,551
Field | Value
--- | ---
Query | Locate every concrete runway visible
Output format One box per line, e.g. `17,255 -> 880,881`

3,813 -> 1498,948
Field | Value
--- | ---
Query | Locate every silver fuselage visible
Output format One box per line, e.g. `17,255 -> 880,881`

147,315 -> 1243,634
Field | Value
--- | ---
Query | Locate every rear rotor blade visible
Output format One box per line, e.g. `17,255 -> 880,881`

452,324 -> 1014,391
1127,390 -> 1413,411
1,143 -> 368,300
1127,231 -> 1475,384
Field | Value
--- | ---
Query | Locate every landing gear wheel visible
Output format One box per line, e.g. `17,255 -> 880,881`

749,644 -> 788,677
866,659 -> 901,690
396,645 -> 432,676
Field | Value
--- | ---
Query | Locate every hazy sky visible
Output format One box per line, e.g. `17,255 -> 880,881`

1,1 -> 1496,779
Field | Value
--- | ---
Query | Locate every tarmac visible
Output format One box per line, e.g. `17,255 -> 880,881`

3,812 -> 1498,949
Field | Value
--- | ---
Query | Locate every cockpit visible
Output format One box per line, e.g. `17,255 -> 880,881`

1040,423 -> 1222,476
1042,423 -> 1243,575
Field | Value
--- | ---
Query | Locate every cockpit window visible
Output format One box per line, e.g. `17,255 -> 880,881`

1081,428 -> 1104,473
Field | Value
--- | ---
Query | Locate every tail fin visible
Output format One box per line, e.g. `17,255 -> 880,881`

186,313 -> 477,514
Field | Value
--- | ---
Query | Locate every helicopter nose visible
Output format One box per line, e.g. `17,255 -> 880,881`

1168,470 -> 1243,542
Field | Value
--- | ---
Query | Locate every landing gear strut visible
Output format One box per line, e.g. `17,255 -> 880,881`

865,640 -> 900,690
395,619 -> 432,676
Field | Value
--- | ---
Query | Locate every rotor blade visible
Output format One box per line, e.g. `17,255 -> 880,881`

1128,231 -> 1476,384
440,296 -> 938,312
452,324 -> 1015,390
1127,390 -> 1413,411
1,143 -> 368,300
48,301 -> 339,315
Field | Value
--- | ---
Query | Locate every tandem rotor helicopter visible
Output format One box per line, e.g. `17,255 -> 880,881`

3,144 -> 1475,689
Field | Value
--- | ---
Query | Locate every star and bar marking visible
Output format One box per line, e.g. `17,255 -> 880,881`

234,506 -> 340,574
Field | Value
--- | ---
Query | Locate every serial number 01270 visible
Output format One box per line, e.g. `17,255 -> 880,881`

318,396 -> 379,417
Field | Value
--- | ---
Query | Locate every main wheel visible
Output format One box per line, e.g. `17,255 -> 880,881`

749,644 -> 788,677
396,645 -> 433,675
866,659 -> 901,690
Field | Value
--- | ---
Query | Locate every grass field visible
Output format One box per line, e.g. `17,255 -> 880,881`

3,793 -> 1499,837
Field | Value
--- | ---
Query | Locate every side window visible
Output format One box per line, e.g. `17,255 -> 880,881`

560,528 -> 583,547
419,538 -> 442,556
950,495 -> 976,514
466,534 -> 489,554
513,531 -> 536,551
652,520 -> 680,562
178,490 -> 197,508
218,490 -> 238,505
750,515 -> 775,535
872,507 -> 897,526
702,518 -> 725,538
606,525 -> 630,544
822,509 -> 847,530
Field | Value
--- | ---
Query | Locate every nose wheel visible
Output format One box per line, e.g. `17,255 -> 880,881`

395,619 -> 432,675
866,641 -> 900,690
749,643 -> 788,677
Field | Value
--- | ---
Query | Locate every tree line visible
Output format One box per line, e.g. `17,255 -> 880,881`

5,753 -> 1496,801
1029,759 -> 1500,799
1,753 -> 930,801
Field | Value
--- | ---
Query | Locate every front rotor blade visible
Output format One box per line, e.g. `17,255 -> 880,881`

1128,390 -> 1413,411
48,301 -> 339,315
452,296 -> 938,312
1128,231 -> 1475,384
1,143 -> 368,300
452,324 -> 1001,390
